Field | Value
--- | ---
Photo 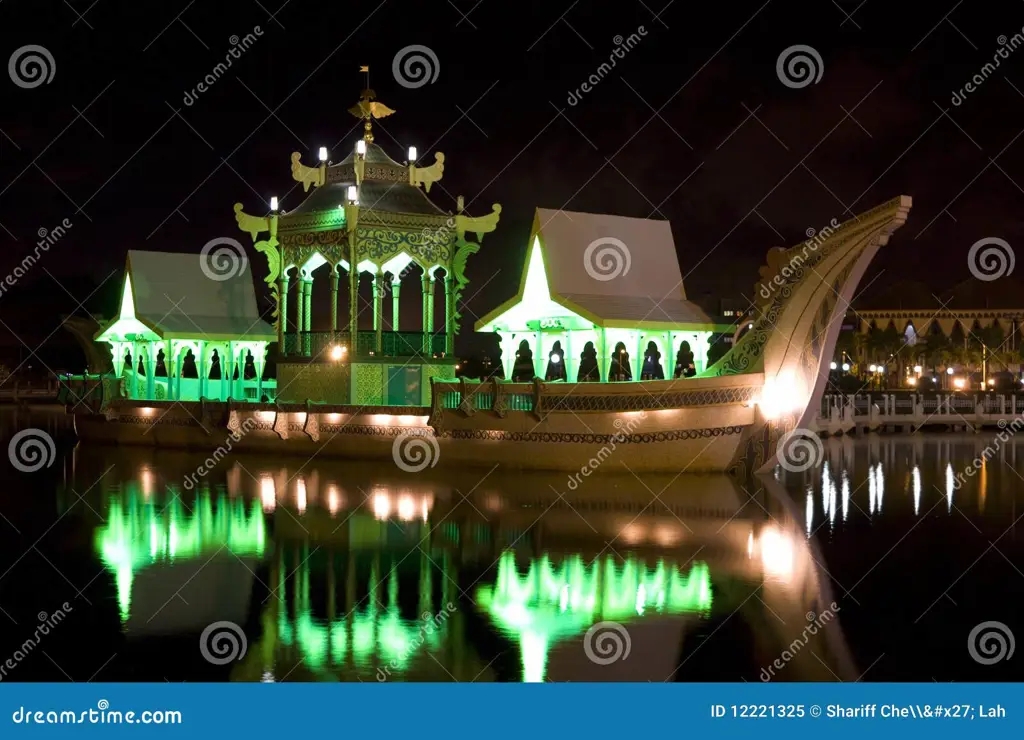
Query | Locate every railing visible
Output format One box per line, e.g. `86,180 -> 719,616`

816,392 -> 1024,433
283,331 -> 446,358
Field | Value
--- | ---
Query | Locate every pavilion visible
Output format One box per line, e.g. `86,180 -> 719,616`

476,208 -> 730,381
94,250 -> 277,402
233,84 -> 501,405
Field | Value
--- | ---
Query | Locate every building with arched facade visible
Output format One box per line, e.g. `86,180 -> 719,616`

230,86 -> 501,406
476,208 -> 729,381
95,250 -> 276,401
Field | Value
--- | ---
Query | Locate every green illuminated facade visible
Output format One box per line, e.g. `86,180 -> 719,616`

476,209 -> 730,381
94,251 -> 277,402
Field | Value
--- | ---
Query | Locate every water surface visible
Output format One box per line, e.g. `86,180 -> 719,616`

0,407 -> 1020,681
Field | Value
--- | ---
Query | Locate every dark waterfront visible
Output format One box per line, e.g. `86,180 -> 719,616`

0,407 -> 1020,682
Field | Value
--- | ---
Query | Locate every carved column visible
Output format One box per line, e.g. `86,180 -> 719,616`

421,272 -> 431,353
295,276 -> 305,353
427,277 -> 436,335
392,279 -> 401,332
330,268 -> 339,333
349,243 -> 359,351
373,273 -> 383,352
445,274 -> 454,355
278,274 -> 289,354
302,277 -> 312,332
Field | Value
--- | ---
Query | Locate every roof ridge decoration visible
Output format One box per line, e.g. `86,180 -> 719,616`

290,152 -> 323,192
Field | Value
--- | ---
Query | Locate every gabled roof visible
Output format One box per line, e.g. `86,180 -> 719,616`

476,209 -> 723,332
96,250 -> 276,342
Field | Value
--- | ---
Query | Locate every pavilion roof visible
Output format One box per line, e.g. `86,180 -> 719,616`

96,250 -> 276,342
286,142 -> 448,218
477,208 -> 723,332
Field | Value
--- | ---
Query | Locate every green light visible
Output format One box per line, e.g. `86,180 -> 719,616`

94,485 -> 266,623
475,552 -> 712,681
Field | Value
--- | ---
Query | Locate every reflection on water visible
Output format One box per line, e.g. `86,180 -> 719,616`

3,410 -> 1021,681
475,554 -> 712,681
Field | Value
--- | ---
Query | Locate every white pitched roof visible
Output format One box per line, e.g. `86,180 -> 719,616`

535,208 -> 688,301
121,250 -> 275,340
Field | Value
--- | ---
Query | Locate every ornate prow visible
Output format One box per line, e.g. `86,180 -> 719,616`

712,195 -> 913,476
290,151 -> 323,192
234,203 -> 270,242
410,152 -> 444,192
456,203 -> 502,242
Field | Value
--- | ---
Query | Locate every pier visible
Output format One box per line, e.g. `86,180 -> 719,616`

813,391 -> 1024,435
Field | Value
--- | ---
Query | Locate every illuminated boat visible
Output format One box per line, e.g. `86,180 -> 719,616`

59,83 -> 913,475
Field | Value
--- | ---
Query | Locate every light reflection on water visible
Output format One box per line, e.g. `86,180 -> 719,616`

3,409 -> 1021,681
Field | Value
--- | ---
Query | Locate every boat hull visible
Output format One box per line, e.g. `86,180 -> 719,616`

71,374 -> 761,474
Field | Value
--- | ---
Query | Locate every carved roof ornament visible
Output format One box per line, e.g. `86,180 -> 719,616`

347,78 -> 395,144
290,152 -> 323,192
410,152 -> 444,192
456,203 -> 502,242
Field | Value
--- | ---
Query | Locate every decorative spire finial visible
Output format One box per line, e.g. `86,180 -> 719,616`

347,67 -> 396,145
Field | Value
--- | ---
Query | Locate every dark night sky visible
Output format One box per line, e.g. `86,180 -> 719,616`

3,0 -> 1024,365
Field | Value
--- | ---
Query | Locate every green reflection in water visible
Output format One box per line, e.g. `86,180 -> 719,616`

94,483 -> 267,622
276,553 -> 448,678
475,552 -> 712,681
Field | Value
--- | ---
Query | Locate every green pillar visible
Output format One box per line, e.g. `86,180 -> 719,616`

330,268 -> 339,333
392,279 -> 401,332
445,274 -> 454,356
278,275 -> 289,354
421,272 -> 430,353
373,273 -> 383,353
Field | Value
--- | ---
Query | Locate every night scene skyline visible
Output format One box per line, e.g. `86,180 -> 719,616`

3,0 -> 1024,365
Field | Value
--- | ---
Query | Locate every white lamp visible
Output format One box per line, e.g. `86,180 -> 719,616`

318,146 -> 328,162
408,146 -> 417,162
347,185 -> 358,203
829,361 -> 837,370
841,362 -> 850,372
946,367 -> 954,375
269,196 -> 279,211
356,140 -> 366,156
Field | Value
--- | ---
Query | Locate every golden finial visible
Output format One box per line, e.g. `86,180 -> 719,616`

348,68 -> 395,144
